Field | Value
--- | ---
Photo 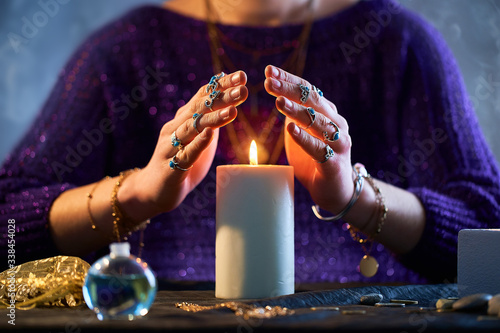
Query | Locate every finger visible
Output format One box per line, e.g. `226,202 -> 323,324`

173,106 -> 237,150
277,96 -> 344,144
197,84 -> 248,112
196,70 -> 247,97
286,122 -> 338,169
191,71 -> 248,111
265,64 -> 309,87
264,76 -> 334,115
168,127 -> 214,176
265,65 -> 338,112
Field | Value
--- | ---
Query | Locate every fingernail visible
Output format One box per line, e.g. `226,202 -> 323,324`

271,77 -> 282,89
230,87 -> 241,99
231,73 -> 241,85
284,98 -> 293,110
292,123 -> 300,136
271,66 -> 280,78
220,108 -> 229,119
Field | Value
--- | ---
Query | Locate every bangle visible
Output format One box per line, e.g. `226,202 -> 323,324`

311,164 -> 367,221
86,176 -> 110,231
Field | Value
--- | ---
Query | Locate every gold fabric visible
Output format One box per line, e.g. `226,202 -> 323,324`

0,256 -> 90,310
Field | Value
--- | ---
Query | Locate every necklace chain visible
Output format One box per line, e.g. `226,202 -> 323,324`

205,0 -> 314,164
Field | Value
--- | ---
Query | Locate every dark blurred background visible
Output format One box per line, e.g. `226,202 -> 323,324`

1,0 -> 499,163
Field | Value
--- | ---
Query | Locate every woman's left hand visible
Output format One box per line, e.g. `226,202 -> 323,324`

264,65 -> 355,216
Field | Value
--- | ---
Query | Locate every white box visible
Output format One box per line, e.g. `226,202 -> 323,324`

458,229 -> 500,297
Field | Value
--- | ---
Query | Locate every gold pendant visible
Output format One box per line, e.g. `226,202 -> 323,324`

359,255 -> 379,278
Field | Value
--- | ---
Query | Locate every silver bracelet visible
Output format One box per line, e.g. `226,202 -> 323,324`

312,163 -> 367,221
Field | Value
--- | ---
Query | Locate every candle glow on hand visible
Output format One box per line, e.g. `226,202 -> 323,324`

249,140 -> 258,165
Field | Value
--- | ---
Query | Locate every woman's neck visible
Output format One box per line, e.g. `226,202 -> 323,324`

163,0 -> 359,27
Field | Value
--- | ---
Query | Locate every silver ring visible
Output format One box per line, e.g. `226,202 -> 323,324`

312,85 -> 323,97
204,89 -> 221,111
205,72 -> 225,94
298,83 -> 310,104
304,107 -> 316,129
169,154 -> 192,171
171,131 -> 183,150
193,113 -> 203,134
317,145 -> 334,163
205,72 -> 225,110
323,121 -> 340,142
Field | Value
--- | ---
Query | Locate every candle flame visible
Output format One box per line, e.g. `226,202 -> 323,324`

249,140 -> 258,165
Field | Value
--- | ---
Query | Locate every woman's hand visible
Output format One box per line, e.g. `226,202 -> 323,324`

120,70 -> 248,221
264,65 -> 355,217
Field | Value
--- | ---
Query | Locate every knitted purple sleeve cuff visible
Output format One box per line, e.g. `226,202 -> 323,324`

1,183 -> 75,269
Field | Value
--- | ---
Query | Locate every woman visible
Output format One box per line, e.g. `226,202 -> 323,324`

1,0 -> 499,283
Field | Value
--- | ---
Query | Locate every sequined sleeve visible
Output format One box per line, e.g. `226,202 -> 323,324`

384,12 -> 500,282
0,30 -> 111,269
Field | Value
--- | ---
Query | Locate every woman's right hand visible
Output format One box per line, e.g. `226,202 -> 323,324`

118,70 -> 248,222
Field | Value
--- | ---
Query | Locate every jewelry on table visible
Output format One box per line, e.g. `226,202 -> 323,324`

176,301 -> 295,320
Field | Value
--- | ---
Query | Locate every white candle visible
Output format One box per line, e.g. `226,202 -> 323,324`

216,141 -> 294,299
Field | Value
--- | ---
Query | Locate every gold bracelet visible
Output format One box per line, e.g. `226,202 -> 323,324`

110,168 -> 140,242
346,164 -> 388,278
348,171 -> 388,241
364,174 -> 388,235
86,176 -> 110,231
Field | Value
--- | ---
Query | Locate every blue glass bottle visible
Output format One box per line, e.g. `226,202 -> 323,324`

83,242 -> 157,320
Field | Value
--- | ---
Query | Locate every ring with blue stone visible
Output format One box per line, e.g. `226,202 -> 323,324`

204,72 -> 225,111
205,72 -> 225,94
323,121 -> 340,142
312,85 -> 324,97
193,112 -> 203,134
304,107 -> 316,129
170,131 -> 183,150
298,83 -> 310,104
169,153 -> 192,171
204,89 -> 221,110
317,145 -> 335,164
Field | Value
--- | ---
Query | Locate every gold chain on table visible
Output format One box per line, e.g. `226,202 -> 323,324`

176,301 -> 295,320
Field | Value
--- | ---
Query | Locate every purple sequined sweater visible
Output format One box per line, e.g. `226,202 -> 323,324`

2,0 -> 500,284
